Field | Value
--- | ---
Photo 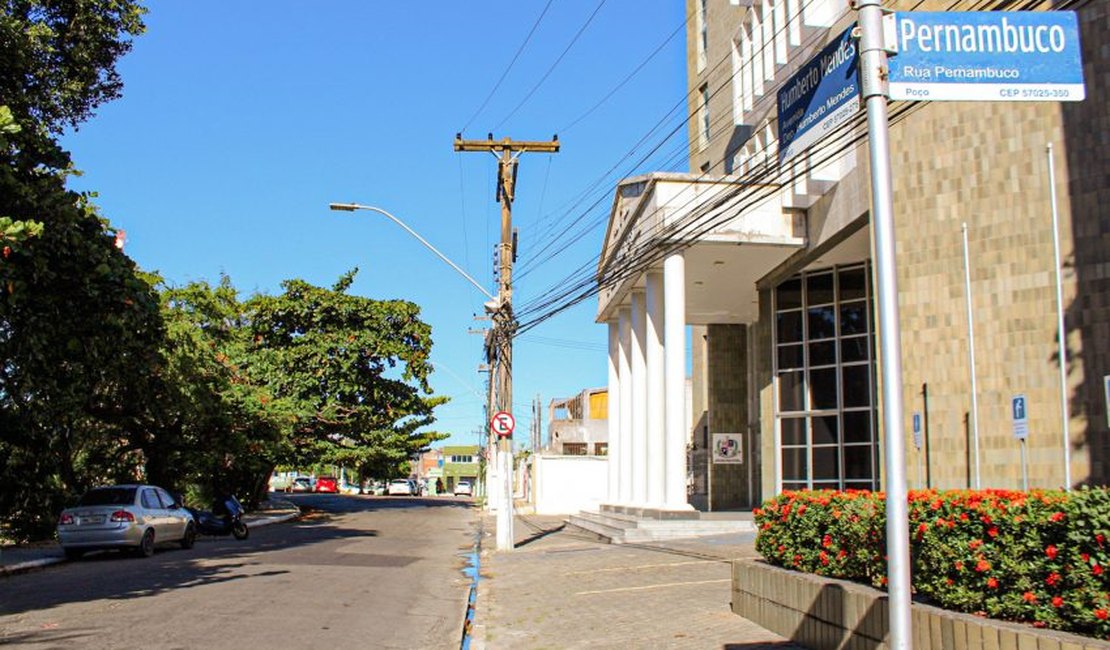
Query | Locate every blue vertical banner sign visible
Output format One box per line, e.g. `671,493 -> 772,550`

777,26 -> 860,164
886,11 -> 1085,102
1012,394 -> 1029,441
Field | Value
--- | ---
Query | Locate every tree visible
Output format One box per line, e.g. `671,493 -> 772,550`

0,1 -> 152,539
246,270 -> 449,479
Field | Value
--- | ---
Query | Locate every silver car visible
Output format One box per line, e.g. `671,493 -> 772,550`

57,485 -> 196,559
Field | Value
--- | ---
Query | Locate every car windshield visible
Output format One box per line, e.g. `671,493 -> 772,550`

391,480 -> 409,485
77,487 -> 137,506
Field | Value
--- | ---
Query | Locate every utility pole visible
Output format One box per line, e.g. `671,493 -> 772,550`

455,133 -> 559,552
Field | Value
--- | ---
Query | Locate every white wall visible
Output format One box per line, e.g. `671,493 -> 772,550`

533,455 -> 609,515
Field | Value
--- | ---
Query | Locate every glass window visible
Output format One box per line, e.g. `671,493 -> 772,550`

812,416 -> 839,445
776,278 -> 802,310
777,344 -> 803,369
842,410 -> 873,443
808,340 -> 836,367
779,370 -> 805,412
809,368 -> 838,410
807,305 -> 837,340
812,447 -> 840,480
774,263 -> 877,491
782,448 -> 807,481
807,273 -> 835,305
840,301 -> 869,336
781,417 -> 806,445
141,489 -> 160,510
776,310 -> 803,343
595,443 -> 608,456
841,336 -> 869,363
839,267 -> 867,301
844,444 -> 874,479
842,365 -> 871,408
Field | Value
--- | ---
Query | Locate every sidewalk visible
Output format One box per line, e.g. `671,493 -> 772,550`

469,512 -> 805,650
0,496 -> 300,577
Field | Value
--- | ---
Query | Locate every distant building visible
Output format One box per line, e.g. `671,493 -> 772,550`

548,388 -> 608,456
440,445 -> 481,493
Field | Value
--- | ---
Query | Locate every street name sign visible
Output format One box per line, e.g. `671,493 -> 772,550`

1012,394 -> 1029,441
490,410 -> 515,438
886,11 -> 1085,102
778,26 -> 859,164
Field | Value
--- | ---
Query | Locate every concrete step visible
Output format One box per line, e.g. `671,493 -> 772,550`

567,510 -> 756,544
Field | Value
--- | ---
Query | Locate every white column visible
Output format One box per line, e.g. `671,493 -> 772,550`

618,307 -> 633,504
663,252 -> 691,509
645,272 -> 666,506
631,290 -> 648,505
607,320 -> 621,503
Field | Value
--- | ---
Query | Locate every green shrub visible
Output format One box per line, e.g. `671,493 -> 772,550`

754,487 -> 1110,640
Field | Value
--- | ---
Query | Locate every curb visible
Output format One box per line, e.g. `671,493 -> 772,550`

0,508 -> 301,578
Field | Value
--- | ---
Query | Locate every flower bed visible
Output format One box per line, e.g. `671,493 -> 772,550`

753,487 -> 1110,640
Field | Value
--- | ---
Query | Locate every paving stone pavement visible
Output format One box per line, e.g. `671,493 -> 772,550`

469,513 -> 806,650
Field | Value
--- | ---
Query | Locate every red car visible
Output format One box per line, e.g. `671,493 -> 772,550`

314,476 -> 339,493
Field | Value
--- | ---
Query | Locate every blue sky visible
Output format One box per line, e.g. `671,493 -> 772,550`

61,1 -> 691,449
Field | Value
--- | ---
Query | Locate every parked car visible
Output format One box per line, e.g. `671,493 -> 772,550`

314,476 -> 339,493
57,484 -> 196,560
387,478 -> 414,496
288,477 -> 314,493
454,481 -> 473,497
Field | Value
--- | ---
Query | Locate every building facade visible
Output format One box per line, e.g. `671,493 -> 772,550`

598,0 -> 1108,512
548,388 -> 609,456
440,445 -> 481,493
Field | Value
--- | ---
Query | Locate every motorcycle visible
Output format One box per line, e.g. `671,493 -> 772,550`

186,494 -> 249,540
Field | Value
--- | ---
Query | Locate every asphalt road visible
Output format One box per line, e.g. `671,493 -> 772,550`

0,493 -> 478,649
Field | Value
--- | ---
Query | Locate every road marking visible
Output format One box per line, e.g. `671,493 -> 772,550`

564,560 -> 715,575
574,578 -> 729,596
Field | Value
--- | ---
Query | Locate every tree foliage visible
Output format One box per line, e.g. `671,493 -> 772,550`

0,2 -> 452,540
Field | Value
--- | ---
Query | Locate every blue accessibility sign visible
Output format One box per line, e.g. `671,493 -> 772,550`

887,11 -> 1085,102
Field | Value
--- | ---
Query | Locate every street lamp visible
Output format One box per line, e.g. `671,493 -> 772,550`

327,201 -> 510,543
328,203 -> 497,302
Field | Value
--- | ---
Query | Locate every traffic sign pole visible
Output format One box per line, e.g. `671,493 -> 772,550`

858,1 -> 913,647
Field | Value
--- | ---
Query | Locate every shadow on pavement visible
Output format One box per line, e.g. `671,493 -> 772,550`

0,506 -> 375,619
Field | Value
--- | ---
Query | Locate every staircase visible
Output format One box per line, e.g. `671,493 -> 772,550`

566,507 -> 756,545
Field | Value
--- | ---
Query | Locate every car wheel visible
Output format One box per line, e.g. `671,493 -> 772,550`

64,548 -> 84,561
180,523 -> 196,549
136,529 -> 155,558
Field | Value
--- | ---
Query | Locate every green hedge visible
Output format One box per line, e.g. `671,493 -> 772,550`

753,487 -> 1110,639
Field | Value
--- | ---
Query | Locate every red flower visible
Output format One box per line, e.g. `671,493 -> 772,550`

1046,545 -> 1058,560
822,535 -> 832,548
1022,592 -> 1037,603
975,559 -> 991,573
987,577 -> 999,589
820,551 -> 829,566
1094,564 -> 1103,576
954,561 -> 964,571
987,526 -> 999,538
969,539 -> 983,550
1046,572 -> 1060,586
1049,511 -> 1065,523
837,549 -> 847,560
1052,596 -> 1064,608
1082,553 -> 1091,562
1097,534 -> 1105,547
959,512 -> 969,521
1096,609 -> 1109,621
946,578 -> 955,586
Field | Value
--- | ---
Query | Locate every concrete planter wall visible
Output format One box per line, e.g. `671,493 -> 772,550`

731,559 -> 1110,650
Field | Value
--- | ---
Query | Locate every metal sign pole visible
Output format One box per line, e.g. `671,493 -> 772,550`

1046,143 -> 1072,491
1021,439 -> 1029,491
962,223 -> 982,489
857,1 -> 912,648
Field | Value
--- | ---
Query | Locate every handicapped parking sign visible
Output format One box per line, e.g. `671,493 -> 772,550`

1012,394 -> 1029,440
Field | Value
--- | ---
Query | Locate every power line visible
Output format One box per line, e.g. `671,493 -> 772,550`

494,0 -> 608,131
459,0 -> 555,133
